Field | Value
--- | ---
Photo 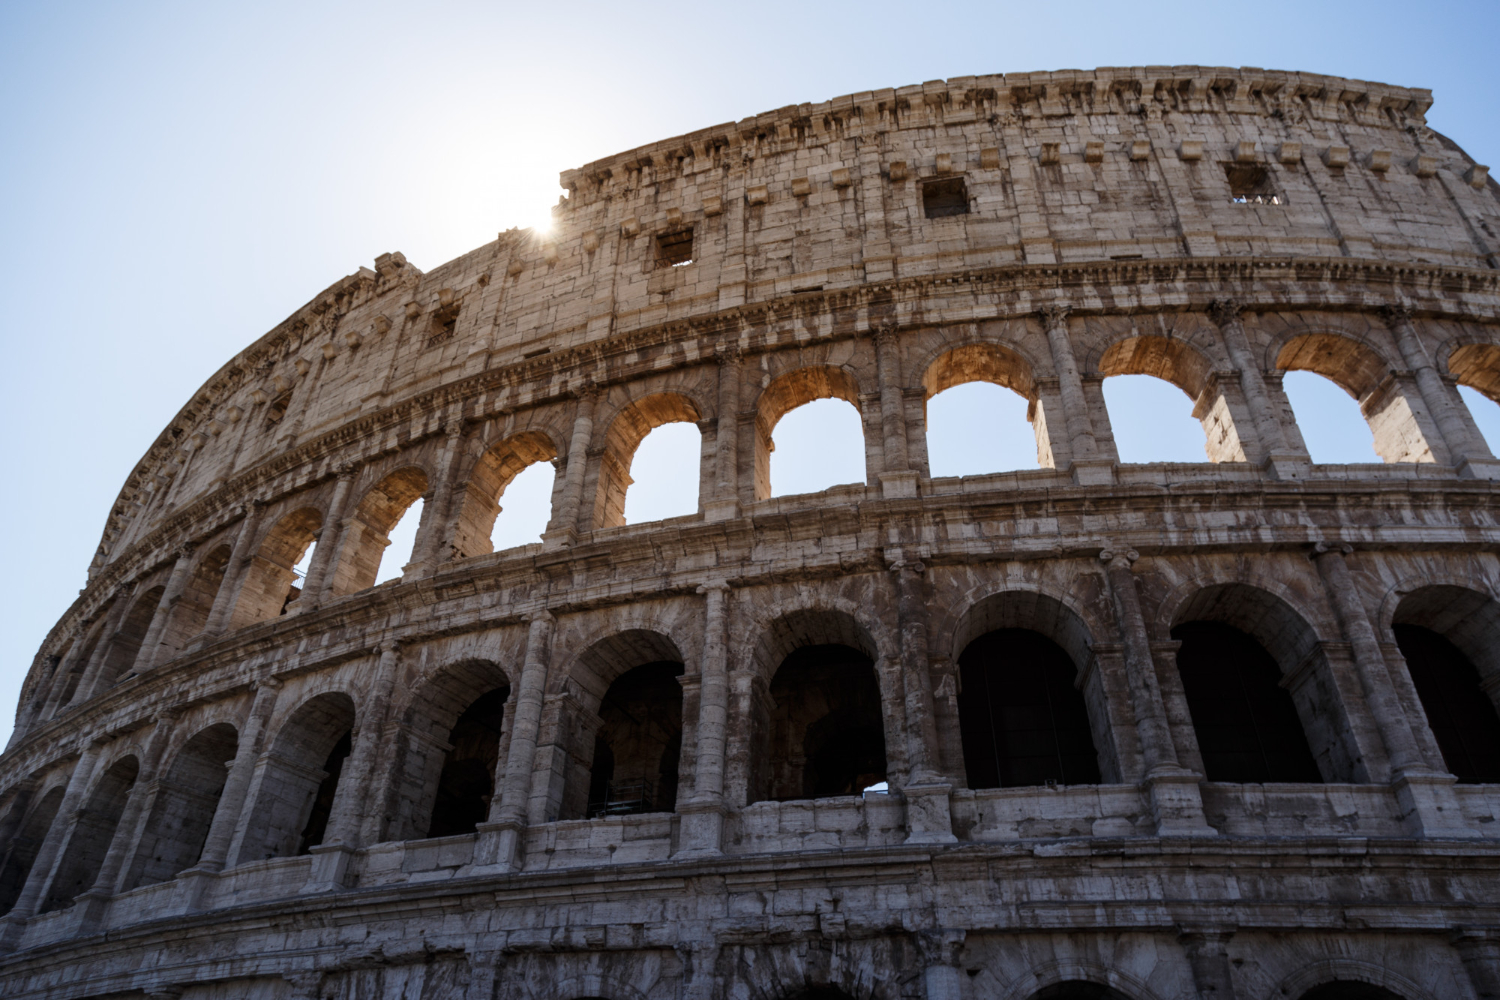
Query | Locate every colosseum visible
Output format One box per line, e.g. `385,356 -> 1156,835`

2,65 -> 1500,1000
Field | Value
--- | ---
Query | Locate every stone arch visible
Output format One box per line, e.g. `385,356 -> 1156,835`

1275,959 -> 1437,1000
752,365 -> 866,500
229,506 -> 322,629
949,589 -> 1113,786
328,466 -> 430,596
543,976 -> 650,1000
393,658 -> 514,842
234,691 -> 356,864
49,609 -> 114,711
0,785 -> 65,915
160,542 -> 233,659
996,961 -> 1159,1000
1169,582 -> 1352,782
1448,342 -> 1500,404
449,429 -> 560,560
919,340 -> 1052,471
43,753 -> 139,913
1276,332 -> 1438,464
96,585 -> 164,690
125,722 -> 239,889
1099,334 -> 1245,463
550,629 -> 686,822
589,390 -> 705,530
1389,584 -> 1500,782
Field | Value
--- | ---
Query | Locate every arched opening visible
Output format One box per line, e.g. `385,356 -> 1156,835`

52,615 -> 112,710
594,392 -> 702,529
749,611 -> 888,803
1282,371 -> 1379,463
1027,984 -> 1133,1000
1392,585 -> 1500,783
0,787 -> 64,914
395,660 -> 513,842
755,367 -> 867,499
1100,336 -> 1234,463
1278,333 -> 1435,464
125,723 -> 239,889
554,630 -> 685,822
1449,343 -> 1500,454
328,468 -> 429,595
234,693 -> 355,864
159,543 -> 233,659
449,430 -> 559,559
96,586 -> 164,690
957,629 -> 1101,788
229,507 -> 321,629
1298,983 -> 1406,1000
1173,621 -> 1322,783
43,755 -> 139,912
586,663 -> 684,817
623,423 -> 703,524
923,343 -> 1045,474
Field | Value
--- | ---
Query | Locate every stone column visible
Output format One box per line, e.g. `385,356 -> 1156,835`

408,420 -> 468,576
476,611 -> 554,870
875,328 -> 917,498
1310,543 -> 1476,837
0,740 -> 103,950
544,390 -> 597,546
1100,550 -> 1214,836
138,543 -> 197,669
1207,299 -> 1303,476
890,556 -> 956,844
1383,303 -> 1500,478
1178,926 -> 1238,999
202,500 -> 266,638
678,582 -> 731,856
301,464 -> 357,610
70,582 -> 139,706
75,711 -> 179,929
918,929 -> 967,1000
1041,306 -> 1111,485
1452,928 -> 1500,1000
706,348 -> 742,520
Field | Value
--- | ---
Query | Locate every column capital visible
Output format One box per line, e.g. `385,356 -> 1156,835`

251,675 -> 284,694
696,579 -> 733,596
1207,296 -> 1244,326
1038,303 -> 1071,330
443,417 -> 467,441
1380,300 -> 1416,325
713,342 -> 742,366
524,608 -> 555,626
333,460 -> 358,481
1099,547 -> 1140,567
1309,540 -> 1355,560
174,540 -> 198,560
375,638 -> 403,657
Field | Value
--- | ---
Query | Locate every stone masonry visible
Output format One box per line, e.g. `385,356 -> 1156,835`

2,67 -> 1500,1000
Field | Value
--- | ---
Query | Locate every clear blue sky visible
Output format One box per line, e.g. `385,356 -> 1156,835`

3,0 -> 1498,745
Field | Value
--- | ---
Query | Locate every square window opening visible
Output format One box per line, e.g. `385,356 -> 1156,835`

1225,163 -> 1282,205
922,177 -> 970,218
428,305 -> 459,346
655,228 -> 695,267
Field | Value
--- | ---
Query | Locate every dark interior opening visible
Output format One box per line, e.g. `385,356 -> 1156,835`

1029,983 -> 1133,1000
427,685 -> 511,838
764,644 -> 887,801
297,729 -> 352,854
1225,163 -> 1281,204
922,177 -> 970,218
957,628 -> 1101,788
655,228 -> 694,267
1299,982 -> 1406,1000
586,661 -> 683,817
430,304 -> 460,345
1395,624 -> 1500,783
1173,621 -> 1322,782
265,392 -> 292,426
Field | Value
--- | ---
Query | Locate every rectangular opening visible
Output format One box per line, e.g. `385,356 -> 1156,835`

654,228 -> 694,267
922,177 -> 970,218
427,306 -> 459,347
1224,163 -> 1282,205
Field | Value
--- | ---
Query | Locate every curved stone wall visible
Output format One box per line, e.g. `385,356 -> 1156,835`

2,67 -> 1500,1000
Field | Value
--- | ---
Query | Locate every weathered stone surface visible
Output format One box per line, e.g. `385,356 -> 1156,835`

2,66 -> 1500,1000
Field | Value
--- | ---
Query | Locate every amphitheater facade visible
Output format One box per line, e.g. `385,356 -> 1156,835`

4,66 -> 1500,1000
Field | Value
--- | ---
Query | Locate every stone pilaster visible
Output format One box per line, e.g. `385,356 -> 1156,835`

678,581 -> 732,856
476,610 -> 554,871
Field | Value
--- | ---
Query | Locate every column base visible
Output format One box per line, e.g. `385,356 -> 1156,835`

541,527 -> 577,550
903,781 -> 958,845
172,865 -> 221,914
702,499 -> 742,523
71,887 -> 112,935
1262,450 -> 1313,480
675,799 -> 728,858
1070,459 -> 1115,487
1144,768 -> 1218,837
1457,457 -> 1500,481
879,471 -> 920,499
301,843 -> 357,893
0,911 -> 29,953
1394,769 -> 1479,838
472,820 -> 524,873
